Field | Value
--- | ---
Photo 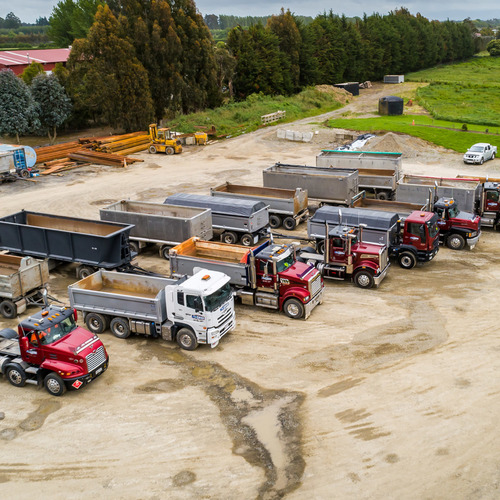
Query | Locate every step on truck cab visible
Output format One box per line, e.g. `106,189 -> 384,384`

169,238 -> 324,320
0,305 -> 109,396
68,269 -> 235,350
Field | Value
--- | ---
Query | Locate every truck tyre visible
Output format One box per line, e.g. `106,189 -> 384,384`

85,313 -> 108,334
160,245 -> 171,260
398,251 -> 417,270
165,147 -> 174,155
221,231 -> 237,244
283,298 -> 305,319
269,215 -> 282,228
446,233 -> 466,251
176,328 -> 198,350
353,270 -> 374,289
44,373 -> 66,396
492,152 -> 496,159
0,300 -> 17,319
480,158 -> 484,165
376,191 -> 389,201
76,265 -> 95,280
283,217 -> 296,231
20,169 -> 30,179
129,241 -> 139,255
316,240 -> 325,255
0,328 -> 17,339
110,317 -> 131,339
6,365 -> 26,387
240,233 -> 254,246
149,145 -> 157,154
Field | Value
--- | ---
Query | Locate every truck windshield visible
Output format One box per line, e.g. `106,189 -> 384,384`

469,146 -> 483,152
448,205 -> 459,218
204,283 -> 232,312
38,316 -> 77,345
276,254 -> 295,273
426,220 -> 439,238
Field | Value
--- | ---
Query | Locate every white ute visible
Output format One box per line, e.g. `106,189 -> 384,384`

463,143 -> 497,165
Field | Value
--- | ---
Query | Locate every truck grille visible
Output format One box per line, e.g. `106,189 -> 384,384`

379,247 -> 389,270
86,346 -> 107,372
309,272 -> 322,297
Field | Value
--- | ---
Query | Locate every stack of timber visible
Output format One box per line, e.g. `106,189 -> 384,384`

68,150 -> 142,167
80,131 -> 150,155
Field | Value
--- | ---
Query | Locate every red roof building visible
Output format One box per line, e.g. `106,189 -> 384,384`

0,48 -> 71,75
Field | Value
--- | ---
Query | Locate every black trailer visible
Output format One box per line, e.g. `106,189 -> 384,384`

0,211 -> 133,279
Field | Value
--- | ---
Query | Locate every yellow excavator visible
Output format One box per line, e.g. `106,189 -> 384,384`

148,124 -> 183,155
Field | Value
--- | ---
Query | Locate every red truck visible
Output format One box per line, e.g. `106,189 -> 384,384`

0,304 -> 109,396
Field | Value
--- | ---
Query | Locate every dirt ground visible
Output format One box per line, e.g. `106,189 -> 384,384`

1,83 -> 500,499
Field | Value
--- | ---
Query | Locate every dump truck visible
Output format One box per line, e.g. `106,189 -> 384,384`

263,162 -> 359,206
100,200 -> 213,259
148,123 -> 182,155
210,182 -> 308,230
0,210 -> 134,279
316,150 -> 402,200
68,269 -> 235,350
308,206 -> 440,269
0,304 -> 108,396
0,254 -> 49,318
169,238 -> 324,320
164,193 -> 269,246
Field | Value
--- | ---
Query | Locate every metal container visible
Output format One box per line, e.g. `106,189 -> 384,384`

0,143 -> 36,167
100,200 -> 213,246
263,163 -> 359,205
0,211 -> 133,268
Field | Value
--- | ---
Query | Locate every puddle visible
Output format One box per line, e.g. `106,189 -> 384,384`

19,400 -> 62,431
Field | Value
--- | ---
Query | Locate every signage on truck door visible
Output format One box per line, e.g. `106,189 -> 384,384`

256,260 -> 276,290
485,190 -> 500,212
404,222 -> 427,250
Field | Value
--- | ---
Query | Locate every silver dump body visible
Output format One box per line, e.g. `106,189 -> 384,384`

308,206 -> 399,246
165,193 -> 269,235
0,254 -> 49,301
0,152 -> 14,176
100,200 -> 213,245
396,175 -> 481,212
263,162 -> 359,205
68,270 -> 178,323
210,183 -> 308,217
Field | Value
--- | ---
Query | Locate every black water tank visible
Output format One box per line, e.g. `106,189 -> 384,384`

333,82 -> 360,96
378,96 -> 404,116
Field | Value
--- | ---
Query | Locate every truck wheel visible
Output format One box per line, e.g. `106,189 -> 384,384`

354,270 -> 374,289
160,245 -> 171,260
283,217 -> 296,230
316,240 -> 325,255
269,215 -> 282,228
283,298 -> 305,319
44,373 -> 66,396
0,328 -> 17,339
110,317 -> 131,339
446,234 -> 465,251
85,313 -> 108,334
6,365 -> 26,387
177,328 -> 198,350
76,265 -> 95,280
165,147 -> 175,155
398,251 -> 417,270
480,158 -> 484,165
221,231 -> 237,244
20,169 -> 30,179
240,233 -> 254,246
376,192 -> 389,201
149,145 -> 157,154
0,300 -> 17,319
492,152 -> 496,159
129,241 -> 139,254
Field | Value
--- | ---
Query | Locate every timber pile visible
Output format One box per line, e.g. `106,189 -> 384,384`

80,131 -> 150,155
35,141 -> 91,164
68,150 -> 142,167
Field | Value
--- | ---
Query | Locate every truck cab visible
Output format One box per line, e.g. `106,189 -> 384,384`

478,182 -> 500,228
1,305 -> 108,396
433,198 -> 481,250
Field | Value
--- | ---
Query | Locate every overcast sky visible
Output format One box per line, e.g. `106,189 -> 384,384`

4,1 -> 497,25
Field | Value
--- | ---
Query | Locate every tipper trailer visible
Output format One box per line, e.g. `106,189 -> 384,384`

0,254 -> 49,318
308,206 -> 439,269
210,182 -> 309,230
68,268 -> 235,350
100,200 -> 213,259
0,304 -> 108,396
0,210 -> 133,279
169,237 -> 324,320
164,193 -> 269,246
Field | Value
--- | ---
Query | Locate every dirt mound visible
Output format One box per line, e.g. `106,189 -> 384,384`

315,85 -> 351,104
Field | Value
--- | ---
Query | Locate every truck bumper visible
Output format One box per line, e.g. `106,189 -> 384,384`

373,264 -> 390,287
304,288 -> 324,320
418,246 -> 439,263
207,314 -> 236,348
64,358 -> 109,390
466,232 -> 481,250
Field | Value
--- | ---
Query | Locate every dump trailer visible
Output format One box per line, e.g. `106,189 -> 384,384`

210,182 -> 308,230
316,150 -> 402,200
169,238 -> 324,320
0,210 -> 133,279
263,162 -> 359,206
0,254 -> 49,318
164,193 -> 269,246
0,305 -> 108,396
100,200 -> 213,259
308,206 -> 440,269
351,195 -> 428,214
68,269 -> 235,350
